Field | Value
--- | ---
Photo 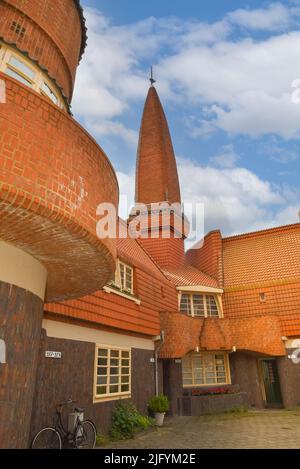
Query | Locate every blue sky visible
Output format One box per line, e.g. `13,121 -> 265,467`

73,1 -> 300,238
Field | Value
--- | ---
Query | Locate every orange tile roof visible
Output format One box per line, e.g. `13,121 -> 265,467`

223,223 -> 300,288
163,264 -> 219,288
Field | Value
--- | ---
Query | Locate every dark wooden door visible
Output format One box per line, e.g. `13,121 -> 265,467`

261,359 -> 282,406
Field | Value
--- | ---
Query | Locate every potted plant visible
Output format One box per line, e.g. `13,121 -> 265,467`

148,395 -> 169,427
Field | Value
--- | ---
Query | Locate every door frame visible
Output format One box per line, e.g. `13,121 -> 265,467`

258,357 -> 283,408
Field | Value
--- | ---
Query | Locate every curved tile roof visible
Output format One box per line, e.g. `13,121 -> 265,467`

73,0 -> 88,62
163,265 -> 219,288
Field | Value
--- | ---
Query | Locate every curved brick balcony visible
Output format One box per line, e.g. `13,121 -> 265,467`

0,73 -> 119,301
159,311 -> 285,358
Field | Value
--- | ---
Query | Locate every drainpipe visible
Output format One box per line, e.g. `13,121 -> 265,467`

153,331 -> 165,396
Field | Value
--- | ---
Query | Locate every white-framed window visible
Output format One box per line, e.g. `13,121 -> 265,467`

109,260 -> 134,295
0,42 -> 65,109
94,346 -> 131,401
182,352 -> 230,387
179,293 -> 220,317
5,55 -> 35,87
41,81 -> 58,105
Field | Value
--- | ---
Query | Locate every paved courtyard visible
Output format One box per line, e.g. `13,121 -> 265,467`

103,410 -> 300,449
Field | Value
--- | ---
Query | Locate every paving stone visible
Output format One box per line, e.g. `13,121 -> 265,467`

101,410 -> 300,449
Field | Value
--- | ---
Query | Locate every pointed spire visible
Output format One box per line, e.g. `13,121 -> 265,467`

135,85 -> 181,205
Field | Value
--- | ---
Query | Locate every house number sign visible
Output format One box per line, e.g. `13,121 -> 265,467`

45,351 -> 62,359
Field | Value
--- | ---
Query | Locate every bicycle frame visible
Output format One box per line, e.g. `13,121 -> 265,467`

54,406 -> 82,447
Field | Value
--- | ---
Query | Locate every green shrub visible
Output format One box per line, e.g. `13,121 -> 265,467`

227,405 -> 248,414
111,401 -> 153,440
148,394 -> 170,413
95,433 -> 110,447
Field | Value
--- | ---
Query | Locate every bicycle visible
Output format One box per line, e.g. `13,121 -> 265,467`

31,399 -> 97,449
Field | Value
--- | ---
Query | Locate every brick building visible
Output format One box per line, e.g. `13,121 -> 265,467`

0,0 -> 300,449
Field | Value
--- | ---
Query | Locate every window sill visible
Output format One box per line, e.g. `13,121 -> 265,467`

103,286 -> 141,305
180,313 -> 222,319
93,393 -> 131,404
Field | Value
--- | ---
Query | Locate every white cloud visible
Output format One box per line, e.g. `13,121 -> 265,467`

227,3 -> 291,31
73,3 -> 300,142
158,31 -> 300,139
91,121 -> 138,148
210,144 -> 240,168
117,156 -> 299,242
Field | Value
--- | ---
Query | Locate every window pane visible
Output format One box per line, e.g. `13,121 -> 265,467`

96,386 -> 106,395
110,350 -> 119,358
122,367 -> 129,375
8,56 -> 35,79
121,375 -> 129,384
110,376 -> 119,384
121,359 -> 129,366
41,82 -> 58,104
97,376 -> 107,385
98,358 -> 107,366
109,385 -> 119,394
98,349 -> 108,357
121,384 -> 129,392
97,367 -> 107,376
122,351 -> 129,358
111,358 -> 119,366
110,367 -> 119,375
193,295 -> 205,317
180,294 -> 192,315
5,67 -> 33,87
206,296 -> 219,317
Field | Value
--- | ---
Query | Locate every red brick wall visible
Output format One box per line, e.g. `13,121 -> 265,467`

186,230 -> 223,285
0,0 -> 83,100
139,236 -> 185,270
0,73 -> 119,301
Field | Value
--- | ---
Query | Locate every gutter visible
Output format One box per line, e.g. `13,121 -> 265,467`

153,331 -> 165,396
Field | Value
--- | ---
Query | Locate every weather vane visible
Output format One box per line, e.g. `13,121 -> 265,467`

150,66 -> 156,86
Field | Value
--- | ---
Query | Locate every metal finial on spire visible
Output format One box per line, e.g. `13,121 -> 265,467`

150,66 -> 156,86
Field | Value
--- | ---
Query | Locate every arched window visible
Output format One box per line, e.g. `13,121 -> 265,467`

0,41 -> 66,110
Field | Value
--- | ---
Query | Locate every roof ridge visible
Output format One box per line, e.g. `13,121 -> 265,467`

223,222 -> 300,242
73,1 -> 88,62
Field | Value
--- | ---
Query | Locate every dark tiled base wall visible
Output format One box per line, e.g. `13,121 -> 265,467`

0,281 -> 43,449
277,351 -> 300,408
178,392 -> 248,416
29,330 -> 155,439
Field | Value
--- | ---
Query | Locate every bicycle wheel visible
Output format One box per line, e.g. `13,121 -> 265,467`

75,420 -> 97,449
31,427 -> 62,449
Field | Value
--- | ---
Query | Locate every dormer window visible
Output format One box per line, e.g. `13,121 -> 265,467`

180,293 -> 220,318
118,261 -> 133,294
109,260 -> 134,295
104,259 -> 140,305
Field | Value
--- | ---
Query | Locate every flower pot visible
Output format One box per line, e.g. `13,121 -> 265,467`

154,412 -> 165,427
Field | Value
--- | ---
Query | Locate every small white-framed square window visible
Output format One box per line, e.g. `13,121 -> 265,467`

94,345 -> 131,401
